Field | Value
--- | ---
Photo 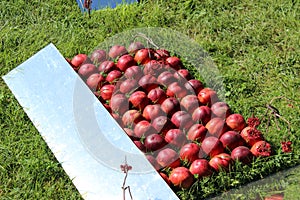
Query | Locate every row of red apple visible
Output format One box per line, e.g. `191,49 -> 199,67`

66,42 -> 272,189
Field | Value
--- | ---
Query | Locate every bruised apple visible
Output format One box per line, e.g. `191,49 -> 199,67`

250,141 -> 272,157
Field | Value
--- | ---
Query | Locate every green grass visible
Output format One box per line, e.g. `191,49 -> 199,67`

0,0 -> 299,199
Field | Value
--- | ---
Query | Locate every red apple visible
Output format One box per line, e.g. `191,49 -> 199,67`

119,79 -> 139,94
86,73 -> 105,91
205,117 -> 228,138
154,49 -> 170,60
179,143 -> 200,163
157,71 -> 177,86
134,120 -> 157,138
231,146 -> 253,165
161,97 -> 181,117
99,84 -> 115,100
180,94 -> 200,113
169,167 -> 194,189
117,54 -> 137,72
90,49 -> 107,64
143,104 -> 165,121
108,45 -> 128,59
145,154 -> 160,170
143,60 -> 165,77
226,113 -> 246,131
147,87 -> 167,104
166,82 -> 189,98
128,90 -> 149,110
71,53 -> 88,68
138,74 -> 159,92
109,94 -> 129,115
152,116 -> 176,136
219,131 -> 245,151
78,63 -> 98,80
156,148 -> 181,168
166,56 -> 182,70
98,60 -> 116,73
192,106 -> 212,125
198,88 -> 219,106
174,69 -> 192,81
209,153 -> 232,172
201,136 -> 224,157
185,79 -> 204,94
124,65 -> 143,80
164,129 -> 187,148
133,140 -> 146,153
144,133 -> 166,152
122,109 -> 144,128
159,172 -> 171,186
187,124 -> 208,143
189,159 -> 213,177
171,110 -> 194,130
134,48 -> 154,64
106,69 -> 122,83
211,102 -> 232,119
250,141 -> 272,157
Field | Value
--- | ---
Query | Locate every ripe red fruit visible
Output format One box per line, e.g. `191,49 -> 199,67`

205,117 -> 228,138
226,113 -> 246,131
124,65 -> 143,80
78,63 -> 98,80
189,159 -> 213,177
231,146 -> 253,165
152,116 -> 176,136
161,97 -> 181,117
144,133 -> 166,152
250,141 -> 272,157
98,60 -> 116,73
108,45 -> 128,59
99,84 -> 115,100
240,126 -> 264,146
86,73 -> 105,91
106,69 -> 122,83
127,42 -> 145,54
157,71 -> 177,86
198,88 -> 219,106
179,143 -> 200,163
119,79 -> 139,94
143,60 -> 165,77
134,48 -> 154,64
133,140 -> 146,153
138,74 -> 159,92
211,102 -> 232,119
166,56 -> 182,70
71,53 -> 88,68
117,54 -> 137,72
159,172 -> 171,185
201,136 -> 224,158
180,94 -> 200,113
154,49 -> 170,60
192,106 -> 212,125
147,87 -> 167,104
143,104 -> 165,121
123,127 -> 136,139
174,69 -> 192,81
128,90 -> 149,110
134,120 -> 156,138
164,129 -> 187,148
219,131 -> 245,151
90,49 -> 107,64
122,109 -> 144,128
156,148 -> 181,168
109,94 -> 129,115
185,79 -> 204,94
169,167 -> 194,189
187,124 -> 208,143
171,110 -> 194,130
209,153 -> 232,172
166,82 -> 189,98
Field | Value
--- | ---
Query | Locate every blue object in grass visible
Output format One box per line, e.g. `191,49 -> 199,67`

76,0 -> 138,11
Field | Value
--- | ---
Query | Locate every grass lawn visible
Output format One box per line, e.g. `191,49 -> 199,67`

0,0 -> 299,199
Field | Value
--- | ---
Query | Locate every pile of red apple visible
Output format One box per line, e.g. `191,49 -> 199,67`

66,42 -> 272,190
